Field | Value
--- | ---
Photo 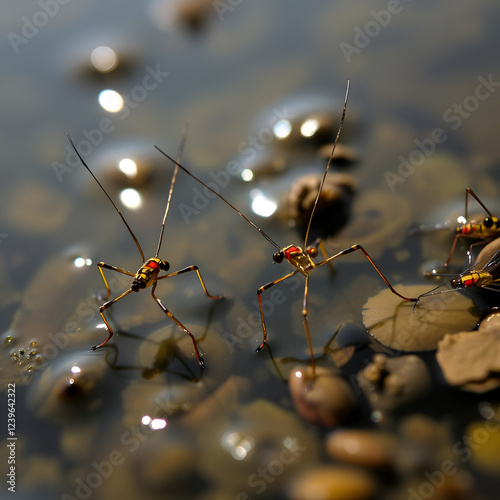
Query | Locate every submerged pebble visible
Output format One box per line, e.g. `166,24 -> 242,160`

27,350 -> 108,422
464,420 -> 500,474
290,465 -> 377,500
286,172 -> 355,228
326,429 -> 398,469
289,365 -> 357,427
357,354 -> 431,415
197,399 -> 321,495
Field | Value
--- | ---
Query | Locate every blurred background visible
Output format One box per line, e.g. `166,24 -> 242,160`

1,1 -> 499,499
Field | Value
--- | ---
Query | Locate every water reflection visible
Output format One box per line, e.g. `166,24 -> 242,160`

90,46 -> 119,73
250,189 -> 277,217
73,257 -> 92,268
119,188 -> 142,209
98,89 -> 124,113
241,168 -> 254,182
118,158 -> 139,178
300,118 -> 320,138
273,119 -> 292,139
221,431 -> 255,461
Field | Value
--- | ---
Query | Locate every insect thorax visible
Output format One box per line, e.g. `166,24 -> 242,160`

132,258 -> 163,290
454,271 -> 493,289
283,245 -> 316,273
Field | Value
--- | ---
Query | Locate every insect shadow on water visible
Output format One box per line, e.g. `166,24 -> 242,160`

100,298 -> 219,383
154,81 -> 418,378
66,125 -> 223,370
266,322 -> 358,383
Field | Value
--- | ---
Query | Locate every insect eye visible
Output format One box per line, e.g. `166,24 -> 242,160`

483,217 -> 493,228
159,261 -> 170,271
273,252 -> 284,264
307,247 -> 318,258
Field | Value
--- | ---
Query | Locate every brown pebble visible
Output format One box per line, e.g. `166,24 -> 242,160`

326,429 -> 397,469
291,465 -> 377,500
289,366 -> 357,427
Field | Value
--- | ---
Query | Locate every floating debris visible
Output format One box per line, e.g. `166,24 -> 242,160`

436,312 -> 500,392
363,284 -> 479,351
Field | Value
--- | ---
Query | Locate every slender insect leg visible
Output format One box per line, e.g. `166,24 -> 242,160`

93,287 -> 135,350
157,265 -> 223,300
302,274 -> 316,377
310,237 -> 333,270
98,262 -> 135,301
317,244 -> 418,301
151,282 -> 206,369
467,238 -> 494,266
442,188 -> 494,267
256,270 -> 300,352
465,188 -> 493,218
310,238 -> 329,260
442,233 -> 463,268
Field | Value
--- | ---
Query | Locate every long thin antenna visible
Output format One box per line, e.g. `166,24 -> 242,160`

153,146 -> 282,251
66,133 -> 146,263
155,124 -> 188,258
304,80 -> 350,248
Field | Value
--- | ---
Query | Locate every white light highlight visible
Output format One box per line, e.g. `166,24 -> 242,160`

241,169 -> 254,182
91,46 -> 118,73
120,188 -> 142,209
221,432 -> 254,461
300,118 -> 320,137
150,418 -> 167,430
251,190 -> 277,217
98,89 -> 124,113
119,158 -> 138,178
70,366 -> 81,374
273,119 -> 292,139
74,257 -> 92,268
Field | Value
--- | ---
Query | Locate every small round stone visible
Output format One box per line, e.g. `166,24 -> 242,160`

326,429 -> 398,469
289,366 -> 357,427
291,465 -> 377,500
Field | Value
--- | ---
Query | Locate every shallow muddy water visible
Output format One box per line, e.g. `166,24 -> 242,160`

1,1 -> 500,499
